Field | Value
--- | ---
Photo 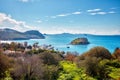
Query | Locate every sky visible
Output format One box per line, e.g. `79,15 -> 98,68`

0,0 -> 120,35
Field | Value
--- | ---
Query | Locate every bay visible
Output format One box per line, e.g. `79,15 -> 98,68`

10,34 -> 120,54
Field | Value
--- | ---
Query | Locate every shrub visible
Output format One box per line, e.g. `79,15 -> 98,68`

83,46 -> 112,59
65,53 -> 76,62
39,52 -> 63,65
10,55 -> 44,80
0,53 -> 11,79
57,61 -> 96,80
112,47 -> 120,60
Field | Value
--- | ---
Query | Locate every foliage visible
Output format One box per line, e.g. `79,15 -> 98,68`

1,42 -> 25,51
1,44 -> 120,80
3,71 -> 13,80
70,38 -> 89,45
112,47 -> 120,60
82,46 -> 112,59
39,52 -> 63,65
57,61 -> 96,80
65,53 -> 76,62
0,53 -> 11,79
99,59 -> 120,80
43,65 -> 61,80
10,55 -> 44,80
102,59 -> 120,79
76,55 -> 120,79
108,68 -> 120,80
76,56 -> 102,78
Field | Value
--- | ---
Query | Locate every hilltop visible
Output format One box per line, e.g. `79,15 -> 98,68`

0,28 -> 45,40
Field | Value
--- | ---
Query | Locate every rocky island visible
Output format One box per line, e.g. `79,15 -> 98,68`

70,37 -> 90,45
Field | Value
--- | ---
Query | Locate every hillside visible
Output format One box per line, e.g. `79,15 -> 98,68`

24,30 -> 45,39
0,28 -> 45,40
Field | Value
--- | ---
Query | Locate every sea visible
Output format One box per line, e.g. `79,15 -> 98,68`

2,34 -> 120,54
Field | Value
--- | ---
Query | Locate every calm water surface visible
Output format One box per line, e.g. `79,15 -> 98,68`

12,34 -> 120,54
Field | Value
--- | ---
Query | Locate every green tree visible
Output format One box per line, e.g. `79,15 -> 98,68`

57,61 -> 96,80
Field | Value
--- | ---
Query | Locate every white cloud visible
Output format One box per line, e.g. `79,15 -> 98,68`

19,0 -> 29,2
0,13 -> 31,32
89,12 -> 107,15
90,13 -> 97,15
97,12 -> 106,15
57,14 -> 70,17
36,20 -> 42,23
87,9 -> 101,12
72,12 -> 81,15
108,11 -> 116,14
50,13 -> 70,19
50,11 -> 82,19
87,8 -> 116,15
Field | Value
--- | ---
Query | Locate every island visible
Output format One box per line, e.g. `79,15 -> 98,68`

70,37 -> 90,45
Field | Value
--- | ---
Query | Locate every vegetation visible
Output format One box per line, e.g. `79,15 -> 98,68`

0,28 -> 45,40
0,42 -> 120,80
80,46 -> 112,59
112,47 -> 120,61
70,38 -> 89,45
57,61 -> 95,80
0,53 -> 11,79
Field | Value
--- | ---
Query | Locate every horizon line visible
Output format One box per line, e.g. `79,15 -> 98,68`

0,28 -> 120,36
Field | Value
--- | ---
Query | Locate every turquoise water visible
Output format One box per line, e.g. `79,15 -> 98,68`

12,34 -> 120,54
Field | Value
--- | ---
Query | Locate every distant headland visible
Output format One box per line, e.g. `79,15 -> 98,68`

0,28 -> 45,40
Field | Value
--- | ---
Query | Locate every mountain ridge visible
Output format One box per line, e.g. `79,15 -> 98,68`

0,28 -> 45,40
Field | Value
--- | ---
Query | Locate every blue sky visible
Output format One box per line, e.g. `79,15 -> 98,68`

0,0 -> 120,35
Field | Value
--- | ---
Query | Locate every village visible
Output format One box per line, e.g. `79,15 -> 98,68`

0,41 -> 55,55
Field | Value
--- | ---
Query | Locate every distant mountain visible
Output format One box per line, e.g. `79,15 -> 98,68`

46,33 -> 120,37
46,33 -> 93,37
24,30 -> 45,39
0,28 -> 45,40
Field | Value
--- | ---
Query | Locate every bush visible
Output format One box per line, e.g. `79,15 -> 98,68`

57,61 -> 96,80
83,46 -> 112,59
10,55 -> 44,80
39,52 -> 63,65
0,53 -> 11,79
65,53 -> 76,62
112,47 -> 120,60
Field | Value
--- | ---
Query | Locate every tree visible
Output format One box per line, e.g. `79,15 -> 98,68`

112,47 -> 120,60
39,52 -> 62,65
82,46 -> 112,59
75,47 -> 113,79
9,42 -> 17,51
77,56 -> 101,76
43,65 -> 61,80
65,53 -> 76,62
0,53 -> 11,79
11,55 -> 44,80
